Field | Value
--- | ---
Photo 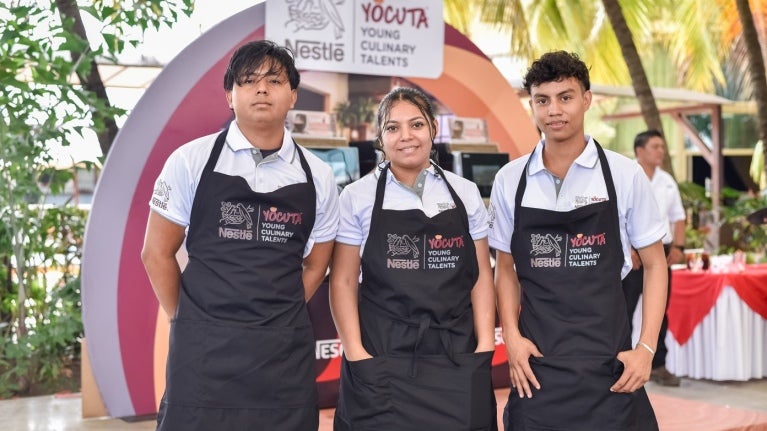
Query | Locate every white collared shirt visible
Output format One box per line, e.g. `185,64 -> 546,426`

647,165 -> 686,245
149,121 -> 340,256
336,164 -> 489,255
488,136 -> 665,278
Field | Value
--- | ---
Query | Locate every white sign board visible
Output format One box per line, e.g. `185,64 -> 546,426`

266,0 -> 444,78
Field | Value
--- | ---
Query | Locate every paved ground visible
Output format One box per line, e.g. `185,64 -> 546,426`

3,379 -> 766,431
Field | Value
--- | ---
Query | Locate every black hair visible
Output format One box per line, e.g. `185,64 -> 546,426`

223,40 -> 300,91
634,129 -> 665,153
522,51 -> 590,94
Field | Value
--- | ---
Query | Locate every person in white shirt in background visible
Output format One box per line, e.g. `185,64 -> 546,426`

622,129 -> 686,387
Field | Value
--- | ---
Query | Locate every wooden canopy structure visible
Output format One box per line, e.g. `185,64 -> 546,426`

599,85 -> 733,250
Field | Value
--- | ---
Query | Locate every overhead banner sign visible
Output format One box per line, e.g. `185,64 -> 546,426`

266,0 -> 444,78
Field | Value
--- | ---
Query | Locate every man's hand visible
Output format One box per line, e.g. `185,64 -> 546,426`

505,335 -> 543,399
611,346 -> 653,393
667,246 -> 684,266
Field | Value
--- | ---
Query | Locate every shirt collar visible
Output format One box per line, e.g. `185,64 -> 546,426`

226,122 -> 296,162
527,135 -> 598,175
373,162 -> 441,184
647,165 -> 662,182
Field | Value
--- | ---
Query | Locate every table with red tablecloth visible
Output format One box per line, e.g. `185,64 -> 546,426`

645,264 -> 767,381
631,264 -> 767,381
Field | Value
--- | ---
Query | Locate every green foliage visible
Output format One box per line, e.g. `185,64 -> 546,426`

678,181 -> 710,249
0,206 -> 87,397
81,0 -> 195,57
0,0 -> 193,397
333,96 -> 377,129
0,278 -> 83,398
447,0 -> 728,93
719,192 -> 767,256
678,181 -> 767,256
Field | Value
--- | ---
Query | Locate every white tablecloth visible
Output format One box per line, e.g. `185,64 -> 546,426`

632,286 -> 767,381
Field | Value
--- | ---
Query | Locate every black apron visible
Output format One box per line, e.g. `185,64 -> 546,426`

157,130 -> 319,431
503,142 -> 658,431
334,163 -> 497,431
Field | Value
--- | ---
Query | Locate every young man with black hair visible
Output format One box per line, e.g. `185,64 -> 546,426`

622,129 -> 686,387
489,51 -> 666,430
142,40 -> 339,431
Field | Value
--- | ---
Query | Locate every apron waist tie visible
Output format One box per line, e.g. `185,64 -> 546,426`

360,296 -> 463,377
410,316 -> 430,378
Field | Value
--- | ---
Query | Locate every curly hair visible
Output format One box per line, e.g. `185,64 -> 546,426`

522,51 -> 590,94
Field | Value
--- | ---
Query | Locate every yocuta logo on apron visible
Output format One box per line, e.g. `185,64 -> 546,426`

567,232 -> 606,268
259,206 -> 302,244
426,234 -> 464,270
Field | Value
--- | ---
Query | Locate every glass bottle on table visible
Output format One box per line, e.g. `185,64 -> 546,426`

686,249 -> 704,272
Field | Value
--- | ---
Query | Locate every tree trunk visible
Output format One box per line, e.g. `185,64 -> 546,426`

11,223 -> 27,337
54,0 -> 119,157
2,255 -> 12,329
735,0 -> 767,184
600,0 -> 674,176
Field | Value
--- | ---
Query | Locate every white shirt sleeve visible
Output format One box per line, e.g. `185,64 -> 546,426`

488,164 -> 517,253
148,138 -> 209,227
667,180 -> 686,223
297,146 -> 340,256
466,184 -> 489,240
309,168 -> 341,246
335,175 -> 372,247
625,166 -> 666,249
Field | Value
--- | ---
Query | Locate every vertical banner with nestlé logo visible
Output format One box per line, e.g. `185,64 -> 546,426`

266,0 -> 444,78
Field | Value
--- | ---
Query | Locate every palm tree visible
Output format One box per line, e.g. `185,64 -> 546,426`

600,0 -> 663,148
444,0 -> 730,177
733,0 -> 767,183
